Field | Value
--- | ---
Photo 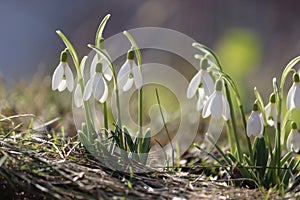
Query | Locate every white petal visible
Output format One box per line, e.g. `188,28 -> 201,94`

99,77 -> 108,103
222,94 -> 230,121
123,77 -> 134,92
201,70 -> 214,95
74,84 -> 83,108
93,74 -> 105,100
117,60 -> 131,88
293,132 -> 300,152
52,62 -> 64,91
90,54 -> 98,77
287,84 -> 296,110
258,115 -> 264,138
246,111 -> 263,137
187,71 -> 202,99
83,77 -> 94,101
287,131 -> 293,151
65,64 -> 74,92
196,88 -> 205,111
293,83 -> 300,109
80,56 -> 88,79
202,92 -> 215,118
57,79 -> 67,92
102,60 -> 113,81
133,64 -> 143,89
210,91 -> 223,120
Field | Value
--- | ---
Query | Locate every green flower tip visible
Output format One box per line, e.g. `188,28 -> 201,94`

252,103 -> 259,111
200,57 -> 209,70
127,50 -> 134,60
269,93 -> 276,103
215,79 -> 223,91
99,38 -> 106,49
291,121 -> 297,130
60,51 -> 68,62
95,62 -> 103,73
293,73 -> 300,83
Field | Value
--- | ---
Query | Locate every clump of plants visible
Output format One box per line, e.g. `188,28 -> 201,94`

51,14 -> 300,191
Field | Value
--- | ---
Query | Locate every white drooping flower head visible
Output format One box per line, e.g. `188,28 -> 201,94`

287,73 -> 300,111
265,93 -> 278,127
117,50 -> 142,92
187,57 -> 214,100
83,62 -> 109,103
202,79 -> 230,121
287,121 -> 300,152
52,51 -> 74,92
90,38 -> 113,81
247,103 -> 264,138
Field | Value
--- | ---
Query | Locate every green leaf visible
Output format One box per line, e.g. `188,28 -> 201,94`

253,137 -> 268,179
56,30 -> 79,68
280,151 -> 293,167
280,56 -> 300,91
124,127 -> 135,152
141,129 -> 151,154
95,14 -> 111,47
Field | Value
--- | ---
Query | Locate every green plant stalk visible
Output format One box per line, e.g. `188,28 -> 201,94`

56,30 -> 94,135
95,15 -> 110,138
123,31 -> 144,154
224,84 -> 242,162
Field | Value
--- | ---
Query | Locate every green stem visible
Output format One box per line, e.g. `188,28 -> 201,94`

224,83 -> 243,162
123,31 -> 143,154
102,102 -> 109,138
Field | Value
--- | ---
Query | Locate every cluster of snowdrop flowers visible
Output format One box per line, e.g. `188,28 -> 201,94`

187,56 -> 230,142
52,51 -> 74,92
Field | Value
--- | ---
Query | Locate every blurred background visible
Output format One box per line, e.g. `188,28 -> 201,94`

1,0 -> 300,116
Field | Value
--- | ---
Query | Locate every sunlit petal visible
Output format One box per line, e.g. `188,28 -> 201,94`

187,71 -> 202,99
80,56 -> 87,79
202,70 -> 214,95
90,54 -> 98,77
222,94 -> 230,121
197,88 -> 205,111
83,77 -> 94,101
52,62 -> 64,91
65,64 -> 74,92
102,61 -> 113,81
293,83 -> 300,109
210,92 -> 223,120
117,60 -> 131,87
202,92 -> 215,118
93,74 -> 105,100
247,111 -> 263,137
74,84 -> 83,108
287,131 -> 293,152
99,77 -> 108,103
123,77 -> 134,92
287,84 -> 296,110
57,79 -> 67,92
133,64 -> 143,89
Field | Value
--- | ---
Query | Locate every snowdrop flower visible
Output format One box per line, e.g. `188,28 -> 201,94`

287,121 -> 300,152
90,39 -> 113,81
202,79 -> 230,121
117,50 -> 142,92
83,63 -> 108,103
196,87 -> 206,111
286,73 -> 300,110
187,57 -> 214,99
265,93 -> 278,127
247,103 -> 264,138
52,51 -> 74,92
